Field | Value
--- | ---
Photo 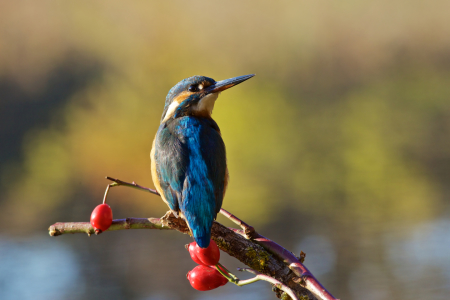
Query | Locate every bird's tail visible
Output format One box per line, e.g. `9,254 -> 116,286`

180,180 -> 216,249
179,209 -> 212,248
193,229 -> 211,248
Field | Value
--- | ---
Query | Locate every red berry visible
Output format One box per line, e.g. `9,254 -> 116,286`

187,265 -> 228,291
90,204 -> 113,231
194,239 -> 220,265
188,242 -> 205,265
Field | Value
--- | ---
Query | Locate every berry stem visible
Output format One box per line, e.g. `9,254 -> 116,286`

215,263 -> 239,284
102,184 -> 111,204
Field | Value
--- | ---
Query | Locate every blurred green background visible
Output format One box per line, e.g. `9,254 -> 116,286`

1,1 -> 449,299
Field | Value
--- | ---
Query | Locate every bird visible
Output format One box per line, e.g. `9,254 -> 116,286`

150,74 -> 254,248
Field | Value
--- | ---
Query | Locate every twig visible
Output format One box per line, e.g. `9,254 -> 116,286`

214,264 -> 298,300
103,178 -> 256,236
105,177 -> 256,236
219,208 -> 256,238
237,268 -> 299,300
106,176 -> 159,195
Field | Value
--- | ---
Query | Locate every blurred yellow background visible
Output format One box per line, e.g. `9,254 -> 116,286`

1,1 -> 449,300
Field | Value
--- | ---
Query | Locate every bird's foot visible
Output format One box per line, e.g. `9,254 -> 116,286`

160,210 -> 190,234
160,210 -> 174,227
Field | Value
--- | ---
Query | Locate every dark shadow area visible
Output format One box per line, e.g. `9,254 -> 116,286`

0,55 -> 102,167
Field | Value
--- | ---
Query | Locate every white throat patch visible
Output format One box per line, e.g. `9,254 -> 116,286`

193,92 -> 219,117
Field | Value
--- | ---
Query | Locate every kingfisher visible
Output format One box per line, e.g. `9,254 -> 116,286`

150,74 -> 254,248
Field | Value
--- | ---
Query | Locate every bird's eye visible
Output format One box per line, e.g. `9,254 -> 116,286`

188,85 -> 199,92
188,84 -> 203,92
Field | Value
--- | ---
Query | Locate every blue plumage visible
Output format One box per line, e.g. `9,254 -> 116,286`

151,74 -> 254,248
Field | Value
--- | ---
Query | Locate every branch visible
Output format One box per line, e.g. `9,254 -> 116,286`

49,213 -> 313,299
48,177 -> 338,300
235,228 -> 336,300
49,217 -> 169,236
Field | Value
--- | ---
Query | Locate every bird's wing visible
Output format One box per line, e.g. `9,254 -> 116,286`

153,123 -> 188,213
155,117 -> 226,247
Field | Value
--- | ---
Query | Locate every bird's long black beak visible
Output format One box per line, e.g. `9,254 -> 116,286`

205,74 -> 255,94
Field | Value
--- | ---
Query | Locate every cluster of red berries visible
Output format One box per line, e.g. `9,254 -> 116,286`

89,203 -> 228,291
187,240 -> 229,291
90,203 -> 113,232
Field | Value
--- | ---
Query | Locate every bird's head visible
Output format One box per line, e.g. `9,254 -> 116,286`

160,74 -> 254,122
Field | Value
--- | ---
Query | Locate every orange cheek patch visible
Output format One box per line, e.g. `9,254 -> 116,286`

172,91 -> 194,104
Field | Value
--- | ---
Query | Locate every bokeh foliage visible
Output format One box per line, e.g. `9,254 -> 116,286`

1,1 -> 449,299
